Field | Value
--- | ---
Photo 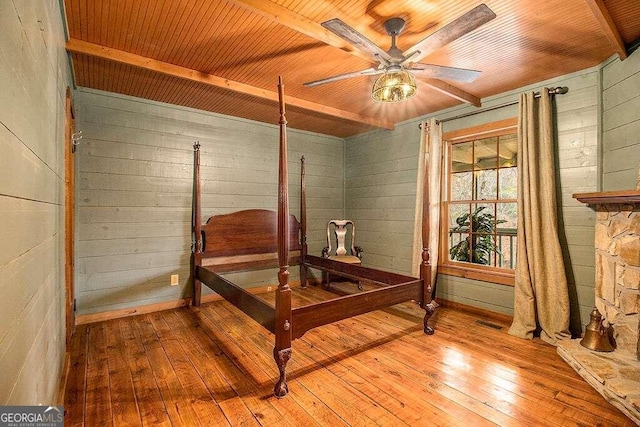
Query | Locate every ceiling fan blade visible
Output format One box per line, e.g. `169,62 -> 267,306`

322,18 -> 392,63
402,4 -> 496,64
407,64 -> 481,83
304,68 -> 382,87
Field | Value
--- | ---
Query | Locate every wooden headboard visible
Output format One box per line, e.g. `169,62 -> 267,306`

200,208 -> 302,272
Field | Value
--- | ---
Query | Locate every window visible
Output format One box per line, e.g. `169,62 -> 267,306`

439,118 -> 518,285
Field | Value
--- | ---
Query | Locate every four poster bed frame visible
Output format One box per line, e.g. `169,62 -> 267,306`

191,77 -> 436,398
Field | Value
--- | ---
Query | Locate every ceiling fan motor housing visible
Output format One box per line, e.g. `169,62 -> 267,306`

384,17 -> 406,36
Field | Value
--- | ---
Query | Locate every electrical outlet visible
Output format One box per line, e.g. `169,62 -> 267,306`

170,274 -> 179,286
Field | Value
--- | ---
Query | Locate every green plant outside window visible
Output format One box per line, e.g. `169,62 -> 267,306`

447,133 -> 518,269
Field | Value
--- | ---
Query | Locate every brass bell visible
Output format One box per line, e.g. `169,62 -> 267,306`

580,307 -> 614,352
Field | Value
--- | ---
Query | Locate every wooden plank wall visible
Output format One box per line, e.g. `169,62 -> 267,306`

601,50 -> 640,190
0,0 -> 70,404
345,68 -> 601,329
75,89 -> 344,316
344,122 -> 420,275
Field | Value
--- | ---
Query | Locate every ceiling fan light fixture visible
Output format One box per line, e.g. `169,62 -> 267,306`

371,70 -> 417,103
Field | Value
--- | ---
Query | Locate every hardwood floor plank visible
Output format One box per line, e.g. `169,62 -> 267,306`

195,306 -> 327,427
349,299 -> 633,426
207,302 -> 393,426
146,312 -> 231,426
85,323 -> 113,425
132,315 -> 203,426
171,309 -> 270,426
304,322 -> 514,427
384,315 -> 630,425
349,302 -> 630,426
191,306 -> 320,426
201,304 -> 352,426
119,319 -> 172,427
174,308 -> 345,426
64,324 -> 89,427
104,321 -> 142,426
291,286 -> 633,426
287,294 -> 525,426
63,285 -> 634,426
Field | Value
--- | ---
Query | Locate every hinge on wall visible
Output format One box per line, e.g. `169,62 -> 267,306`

71,130 -> 83,153
73,298 -> 77,312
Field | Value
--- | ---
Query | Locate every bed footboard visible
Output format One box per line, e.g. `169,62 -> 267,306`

291,280 -> 422,339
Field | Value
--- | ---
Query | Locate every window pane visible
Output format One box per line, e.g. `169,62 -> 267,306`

449,204 -> 470,231
496,233 -> 516,269
452,141 -> 473,172
470,233 -> 497,266
497,202 -> 517,269
497,202 -> 517,229
499,134 -> 517,167
449,233 -> 470,262
474,137 -> 498,170
470,203 -> 495,234
476,169 -> 497,200
468,203 -> 497,266
499,167 -> 517,199
451,172 -> 472,201
449,205 -> 470,264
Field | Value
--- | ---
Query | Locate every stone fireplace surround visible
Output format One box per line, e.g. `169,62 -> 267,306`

558,189 -> 639,425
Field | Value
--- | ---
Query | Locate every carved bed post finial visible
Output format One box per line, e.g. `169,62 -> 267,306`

274,76 -> 293,397
192,141 -> 203,307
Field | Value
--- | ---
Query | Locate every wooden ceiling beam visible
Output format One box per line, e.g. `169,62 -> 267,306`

420,78 -> 481,107
227,0 -> 375,63
228,0 -> 482,106
584,0 -> 628,60
66,39 -> 394,131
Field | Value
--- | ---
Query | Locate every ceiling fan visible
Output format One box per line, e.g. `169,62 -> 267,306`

304,4 -> 496,102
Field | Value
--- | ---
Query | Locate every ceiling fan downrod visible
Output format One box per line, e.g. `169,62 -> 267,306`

384,18 -> 406,60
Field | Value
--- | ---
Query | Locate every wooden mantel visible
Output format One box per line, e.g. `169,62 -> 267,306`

573,189 -> 640,205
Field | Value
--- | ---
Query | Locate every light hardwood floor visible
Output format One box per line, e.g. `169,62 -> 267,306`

64,284 -> 634,426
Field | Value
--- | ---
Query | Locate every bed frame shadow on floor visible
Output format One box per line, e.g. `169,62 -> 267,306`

191,77 -> 436,398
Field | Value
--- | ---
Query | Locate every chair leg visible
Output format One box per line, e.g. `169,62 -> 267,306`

323,271 -> 331,289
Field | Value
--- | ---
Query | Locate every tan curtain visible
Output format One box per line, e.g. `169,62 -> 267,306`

412,118 -> 442,289
508,89 -> 571,345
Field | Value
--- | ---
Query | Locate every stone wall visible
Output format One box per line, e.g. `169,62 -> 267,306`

594,204 -> 640,358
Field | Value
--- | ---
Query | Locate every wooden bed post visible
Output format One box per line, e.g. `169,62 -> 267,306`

192,142 -> 203,307
420,136 -> 436,335
274,76 -> 293,398
300,156 -> 308,288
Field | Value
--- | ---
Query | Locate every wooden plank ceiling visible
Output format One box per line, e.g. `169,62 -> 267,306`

64,0 -> 640,137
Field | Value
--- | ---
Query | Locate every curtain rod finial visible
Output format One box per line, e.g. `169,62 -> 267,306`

552,86 -> 568,95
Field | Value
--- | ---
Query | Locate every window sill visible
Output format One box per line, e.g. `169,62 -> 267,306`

438,264 -> 515,286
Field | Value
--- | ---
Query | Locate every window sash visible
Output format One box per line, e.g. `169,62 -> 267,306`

439,118 -> 517,286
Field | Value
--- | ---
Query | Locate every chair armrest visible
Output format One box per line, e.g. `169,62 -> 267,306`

354,246 -> 364,260
321,247 -> 330,258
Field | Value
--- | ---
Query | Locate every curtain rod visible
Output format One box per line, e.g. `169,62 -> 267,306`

419,86 -> 568,128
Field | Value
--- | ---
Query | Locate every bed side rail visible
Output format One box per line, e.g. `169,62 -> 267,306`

196,265 -> 276,333
304,255 -> 417,286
